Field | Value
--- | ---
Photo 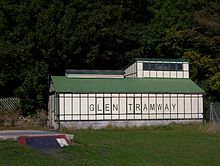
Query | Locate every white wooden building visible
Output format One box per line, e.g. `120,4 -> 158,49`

48,58 -> 204,129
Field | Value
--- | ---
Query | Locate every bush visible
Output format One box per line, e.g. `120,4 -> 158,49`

16,61 -> 49,115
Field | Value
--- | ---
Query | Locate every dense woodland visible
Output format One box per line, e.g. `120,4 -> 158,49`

0,0 -> 220,115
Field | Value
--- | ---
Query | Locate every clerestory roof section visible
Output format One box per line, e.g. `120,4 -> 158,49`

123,58 -> 189,71
51,76 -> 204,94
65,69 -> 125,78
134,58 -> 189,62
65,69 -> 125,75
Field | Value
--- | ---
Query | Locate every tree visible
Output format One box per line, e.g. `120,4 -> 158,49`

143,0 -> 196,58
0,0 -> 152,114
16,61 -> 49,115
185,0 -> 220,101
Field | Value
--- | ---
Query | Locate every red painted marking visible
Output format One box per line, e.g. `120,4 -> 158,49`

17,135 -> 69,145
17,136 -> 27,145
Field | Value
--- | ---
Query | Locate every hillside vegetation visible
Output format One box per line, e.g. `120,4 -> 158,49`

0,0 -> 219,114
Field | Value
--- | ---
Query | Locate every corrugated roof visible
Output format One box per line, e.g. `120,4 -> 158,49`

51,76 -> 204,94
65,69 -> 124,75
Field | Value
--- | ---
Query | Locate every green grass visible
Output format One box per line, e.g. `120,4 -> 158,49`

1,124 -> 220,166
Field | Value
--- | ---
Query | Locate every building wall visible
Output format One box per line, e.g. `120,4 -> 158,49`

60,119 -> 203,129
137,61 -> 143,78
124,62 -> 137,77
124,60 -> 189,79
139,61 -> 189,79
49,92 -> 203,128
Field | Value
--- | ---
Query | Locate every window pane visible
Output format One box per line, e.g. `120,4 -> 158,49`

170,63 -> 176,70
143,62 -> 183,71
149,63 -> 156,70
157,63 -> 164,70
143,63 -> 149,70
177,64 -> 183,71
163,63 -> 170,70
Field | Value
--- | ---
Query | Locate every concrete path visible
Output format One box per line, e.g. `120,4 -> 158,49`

0,130 -> 73,141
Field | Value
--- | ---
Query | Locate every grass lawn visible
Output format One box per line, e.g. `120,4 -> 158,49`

0,124 -> 220,166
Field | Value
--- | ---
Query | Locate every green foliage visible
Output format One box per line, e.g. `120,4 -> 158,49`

0,44 -> 27,96
184,0 -> 220,101
16,61 -> 49,115
144,0 -> 220,101
143,0 -> 196,58
0,0 -> 151,114
187,1 -> 220,57
0,0 -> 220,113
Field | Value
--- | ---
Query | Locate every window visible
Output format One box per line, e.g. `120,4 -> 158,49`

143,63 -> 149,70
170,63 -> 176,70
163,64 -> 170,70
149,63 -> 156,70
157,63 -> 164,70
176,64 -> 183,71
143,62 -> 183,71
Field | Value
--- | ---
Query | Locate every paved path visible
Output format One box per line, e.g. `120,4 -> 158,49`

0,130 -> 73,141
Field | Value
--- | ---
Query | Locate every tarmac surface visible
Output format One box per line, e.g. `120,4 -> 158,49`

0,130 -> 73,141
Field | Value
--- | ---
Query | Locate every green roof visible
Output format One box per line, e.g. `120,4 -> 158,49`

51,76 -> 204,94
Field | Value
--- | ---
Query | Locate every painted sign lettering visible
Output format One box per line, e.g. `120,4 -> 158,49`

88,103 -> 176,112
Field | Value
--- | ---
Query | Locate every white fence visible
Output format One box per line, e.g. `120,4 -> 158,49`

210,102 -> 220,121
209,102 -> 220,133
0,97 -> 20,110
